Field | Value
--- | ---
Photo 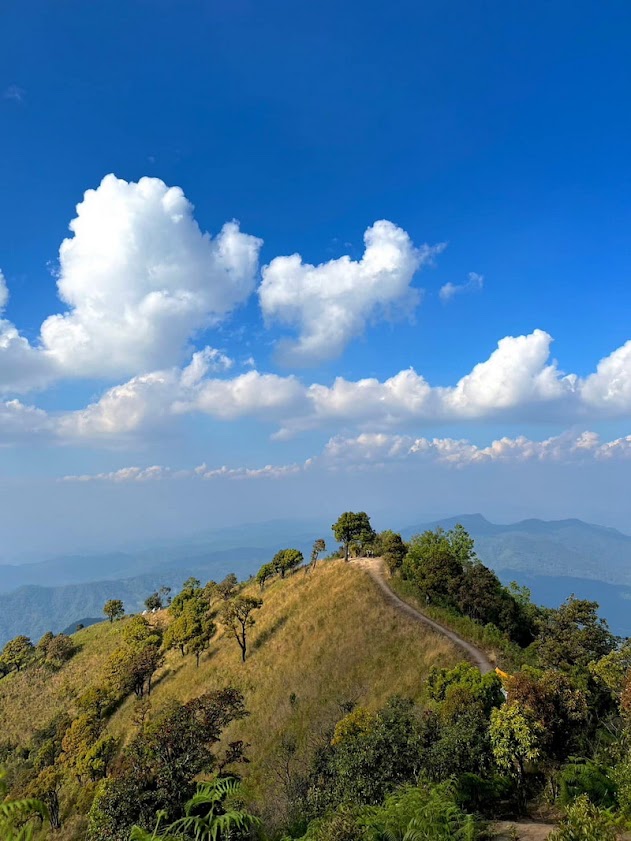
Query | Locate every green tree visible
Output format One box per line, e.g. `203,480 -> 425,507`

27,765 -> 65,830
535,596 -> 616,671
403,528 -> 464,605
311,538 -> 326,567
273,548 -> 304,578
0,635 -> 34,673
505,667 -> 589,764
87,689 -> 247,841
76,736 -> 118,782
221,596 -> 262,662
169,578 -> 202,617
44,633 -> 76,665
36,631 -> 54,655
103,599 -> 125,623
144,592 -> 163,611
256,561 -> 276,590
378,530 -> 407,573
163,598 -> 215,665
216,573 -> 239,601
490,703 -> 543,809
332,512 -> 373,562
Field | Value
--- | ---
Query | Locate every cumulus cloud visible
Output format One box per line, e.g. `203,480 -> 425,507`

57,348 -> 306,440
439,271 -> 484,302
51,330 -> 631,443
39,174 -> 262,378
259,220 -> 444,365
581,340 -> 631,413
322,429 -> 631,469
442,329 -> 575,417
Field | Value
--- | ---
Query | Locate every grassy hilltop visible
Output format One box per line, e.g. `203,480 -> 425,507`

0,559 -> 460,839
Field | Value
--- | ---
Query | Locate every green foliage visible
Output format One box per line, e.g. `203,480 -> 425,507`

147,776 -> 260,840
401,526 -> 536,646
590,638 -> 631,697
0,636 -> 34,673
535,596 -> 616,671
104,599 -> 125,623
362,781 -> 480,841
256,561 -> 276,590
87,689 -> 248,841
169,578 -> 202,617
43,632 -> 76,664
558,760 -> 617,808
332,512 -> 374,562
0,767 -> 49,840
163,598 -> 215,665
144,592 -> 163,611
427,664 -> 504,718
377,531 -> 407,574
490,703 -> 543,805
273,549 -> 304,579
505,668 -> 590,763
310,697 -> 426,809
548,794 -> 618,841
221,595 -> 262,662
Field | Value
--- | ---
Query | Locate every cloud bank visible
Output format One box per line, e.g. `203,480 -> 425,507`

62,428 -> 631,483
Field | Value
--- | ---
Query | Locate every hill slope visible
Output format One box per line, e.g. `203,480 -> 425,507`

0,560 -> 461,836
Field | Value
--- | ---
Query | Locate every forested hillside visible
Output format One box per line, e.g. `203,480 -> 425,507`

1,516 -> 630,841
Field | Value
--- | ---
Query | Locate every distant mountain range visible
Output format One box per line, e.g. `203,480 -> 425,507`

1,514 -> 630,645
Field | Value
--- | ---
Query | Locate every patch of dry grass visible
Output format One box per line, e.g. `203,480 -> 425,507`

0,620 -> 126,744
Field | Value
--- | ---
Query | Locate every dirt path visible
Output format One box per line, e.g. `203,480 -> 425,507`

354,558 -> 495,674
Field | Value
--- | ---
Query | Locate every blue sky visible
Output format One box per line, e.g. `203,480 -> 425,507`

1,0 -> 631,557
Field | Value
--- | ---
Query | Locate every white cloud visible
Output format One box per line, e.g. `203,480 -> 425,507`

439,271 -> 484,302
581,340 -> 631,414
57,348 -> 306,440
442,329 -> 574,417
39,174 -> 262,378
52,330 -> 631,443
0,399 -> 52,444
259,220 -> 444,365
60,428 -> 631,482
63,460 -> 306,482
322,429 -> 631,469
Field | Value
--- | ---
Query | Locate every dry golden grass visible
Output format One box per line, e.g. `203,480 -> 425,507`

0,619 -> 127,744
106,560 -> 461,802
1,560 -> 462,831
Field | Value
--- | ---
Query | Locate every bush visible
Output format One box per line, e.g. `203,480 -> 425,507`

549,794 -> 618,841
559,760 -> 617,808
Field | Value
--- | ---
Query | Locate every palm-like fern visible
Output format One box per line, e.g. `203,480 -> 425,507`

362,781 -> 479,841
129,777 -> 260,841
0,769 -> 49,841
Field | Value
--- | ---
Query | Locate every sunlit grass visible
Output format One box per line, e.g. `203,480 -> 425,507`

1,559 -> 462,835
